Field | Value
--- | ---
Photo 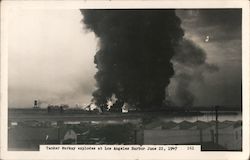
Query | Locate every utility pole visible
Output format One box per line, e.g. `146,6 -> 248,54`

215,106 -> 219,145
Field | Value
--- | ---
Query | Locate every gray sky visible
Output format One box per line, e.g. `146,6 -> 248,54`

8,9 -> 242,108
8,9 -> 98,108
175,9 -> 241,106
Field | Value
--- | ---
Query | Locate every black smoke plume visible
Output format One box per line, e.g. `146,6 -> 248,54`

81,10 -> 184,111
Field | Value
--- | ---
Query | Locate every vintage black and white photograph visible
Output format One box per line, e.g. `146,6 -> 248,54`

2,1 -> 249,159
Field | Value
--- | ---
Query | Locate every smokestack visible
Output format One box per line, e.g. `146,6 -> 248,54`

81,9 -> 184,111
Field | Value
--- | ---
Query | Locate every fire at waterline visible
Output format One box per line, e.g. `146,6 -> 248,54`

80,9 -> 222,112
8,9 -> 242,151
34,9 -> 235,114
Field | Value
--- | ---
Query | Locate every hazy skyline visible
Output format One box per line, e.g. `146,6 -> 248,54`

8,9 -> 242,108
8,10 -> 98,108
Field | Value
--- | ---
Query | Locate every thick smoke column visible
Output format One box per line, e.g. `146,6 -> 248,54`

167,39 -> 219,106
81,10 -> 184,111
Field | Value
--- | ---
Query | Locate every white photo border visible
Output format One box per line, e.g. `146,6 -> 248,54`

1,0 -> 249,160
